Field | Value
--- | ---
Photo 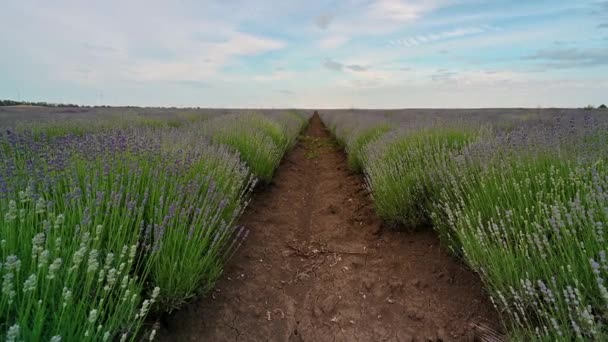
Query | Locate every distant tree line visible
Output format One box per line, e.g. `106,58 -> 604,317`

583,104 -> 607,110
0,100 -> 206,109
0,99 -> 80,107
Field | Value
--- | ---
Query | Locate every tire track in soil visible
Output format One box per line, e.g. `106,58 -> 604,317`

158,113 -> 500,342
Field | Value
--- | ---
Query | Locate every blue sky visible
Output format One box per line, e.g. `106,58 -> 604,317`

1,0 -> 607,108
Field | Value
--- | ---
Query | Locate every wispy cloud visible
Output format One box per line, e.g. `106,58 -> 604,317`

526,48 -> 608,68
389,26 -> 496,47
318,35 -> 350,49
369,0 -> 438,22
323,59 -> 370,72
592,1 -> 608,28
323,59 -> 344,71
431,69 -> 458,82
553,40 -> 576,46
82,43 -> 121,54
429,69 -> 523,86
253,70 -> 296,82
315,14 -> 334,29
348,64 -> 369,71
351,78 -> 383,88
169,80 -> 211,89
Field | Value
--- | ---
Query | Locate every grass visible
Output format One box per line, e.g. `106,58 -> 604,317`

301,135 -> 337,160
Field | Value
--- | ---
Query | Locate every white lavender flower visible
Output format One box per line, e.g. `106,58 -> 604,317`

35,196 -> 46,214
120,275 -> 129,289
23,274 -> 38,293
87,249 -> 100,273
151,286 -> 160,301
54,214 -> 65,229
62,287 -> 72,307
5,200 -> 17,222
6,323 -> 20,342
47,258 -> 63,280
38,249 -> 50,269
94,224 -> 103,240
71,244 -> 87,272
88,309 -> 99,324
103,253 -> 114,271
5,255 -> 21,271
32,232 -> 46,257
2,273 -> 16,304
128,244 -> 137,263
136,299 -> 151,319
106,268 -> 117,287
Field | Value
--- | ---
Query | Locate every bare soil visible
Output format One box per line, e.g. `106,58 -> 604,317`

158,114 -> 500,341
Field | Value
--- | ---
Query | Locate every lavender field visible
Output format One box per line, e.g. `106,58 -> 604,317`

0,107 -> 309,341
322,108 -> 608,340
1,106 -> 607,341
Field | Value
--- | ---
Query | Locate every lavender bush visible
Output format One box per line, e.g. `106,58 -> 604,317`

0,109 -> 307,339
321,109 -> 608,340
205,112 -> 308,183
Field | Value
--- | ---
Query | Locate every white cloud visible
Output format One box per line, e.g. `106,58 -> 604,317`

217,32 -> 285,56
369,0 -> 437,22
389,26 -> 493,47
1,2 -> 286,84
253,70 -> 297,82
60,31 -> 285,84
319,35 -> 350,49
315,14 -> 334,29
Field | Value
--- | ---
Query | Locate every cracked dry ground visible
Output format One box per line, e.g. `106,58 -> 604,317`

159,114 -> 500,342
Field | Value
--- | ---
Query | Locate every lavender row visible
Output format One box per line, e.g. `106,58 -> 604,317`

321,109 -> 608,340
0,109 -> 308,341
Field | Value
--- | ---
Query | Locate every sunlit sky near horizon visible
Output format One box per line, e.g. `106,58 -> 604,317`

1,0 -> 608,108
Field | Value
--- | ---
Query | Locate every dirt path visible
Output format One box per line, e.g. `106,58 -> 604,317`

159,114 -> 499,341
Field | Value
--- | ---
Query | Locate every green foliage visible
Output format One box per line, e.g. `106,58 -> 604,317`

363,128 -> 476,228
0,110 -> 309,340
431,154 -> 608,340
1,189 -> 153,341
346,124 -> 392,172
326,110 -> 608,340
209,112 -> 306,183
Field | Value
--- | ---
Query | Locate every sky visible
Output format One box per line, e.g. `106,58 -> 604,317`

1,0 -> 607,108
